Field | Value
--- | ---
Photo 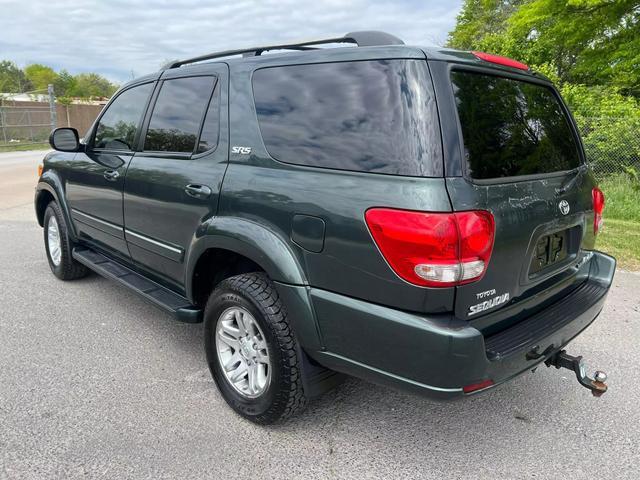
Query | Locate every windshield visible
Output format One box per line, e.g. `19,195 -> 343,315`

451,71 -> 582,179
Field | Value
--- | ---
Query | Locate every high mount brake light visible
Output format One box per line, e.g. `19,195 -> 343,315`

471,51 -> 529,71
365,209 -> 495,288
592,187 -> 605,235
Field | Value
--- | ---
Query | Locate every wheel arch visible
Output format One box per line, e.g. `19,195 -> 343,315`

35,175 -> 77,241
185,217 -> 308,305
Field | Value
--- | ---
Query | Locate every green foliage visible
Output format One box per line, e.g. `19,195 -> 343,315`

560,84 -> 640,174
0,60 -> 31,93
53,70 -> 76,98
24,64 -> 58,91
598,174 -> 640,222
1,60 -> 118,98
70,73 -> 118,98
622,166 -> 640,192
448,0 -> 640,96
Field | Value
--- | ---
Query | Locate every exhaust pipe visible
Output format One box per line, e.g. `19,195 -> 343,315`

545,350 -> 608,397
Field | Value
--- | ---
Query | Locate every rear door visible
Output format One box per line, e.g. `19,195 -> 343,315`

436,65 -> 595,327
123,64 -> 228,291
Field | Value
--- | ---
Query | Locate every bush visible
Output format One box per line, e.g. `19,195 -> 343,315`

597,173 -> 640,223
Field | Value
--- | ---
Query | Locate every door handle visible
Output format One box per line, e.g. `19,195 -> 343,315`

184,184 -> 212,199
103,170 -> 120,181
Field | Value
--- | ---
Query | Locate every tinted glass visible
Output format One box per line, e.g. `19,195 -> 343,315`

253,60 -> 442,176
94,83 -> 153,150
145,76 -> 215,153
197,80 -> 220,153
451,71 -> 581,179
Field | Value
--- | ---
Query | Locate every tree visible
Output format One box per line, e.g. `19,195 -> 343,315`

447,0 -> 640,96
447,0 -> 525,51
0,60 -> 31,93
24,64 -> 59,92
70,73 -> 118,98
53,70 -> 76,98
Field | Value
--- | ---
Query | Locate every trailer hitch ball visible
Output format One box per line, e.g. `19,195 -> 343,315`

544,350 -> 608,397
592,371 -> 608,398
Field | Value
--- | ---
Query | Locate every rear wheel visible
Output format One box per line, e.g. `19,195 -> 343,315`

43,202 -> 88,280
204,273 -> 307,424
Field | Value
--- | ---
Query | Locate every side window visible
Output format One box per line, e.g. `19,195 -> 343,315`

196,81 -> 221,154
144,76 -> 215,153
252,60 -> 442,177
93,83 -> 154,150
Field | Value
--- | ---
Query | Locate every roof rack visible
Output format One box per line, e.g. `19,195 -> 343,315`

161,31 -> 404,70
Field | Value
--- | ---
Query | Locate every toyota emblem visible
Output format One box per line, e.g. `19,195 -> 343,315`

559,200 -> 570,215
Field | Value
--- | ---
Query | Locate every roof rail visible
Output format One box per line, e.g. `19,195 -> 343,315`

161,31 -> 404,70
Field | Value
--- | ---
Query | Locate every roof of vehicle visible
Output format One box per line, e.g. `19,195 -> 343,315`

121,31 -> 548,90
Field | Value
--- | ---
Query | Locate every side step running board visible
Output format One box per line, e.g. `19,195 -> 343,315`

72,247 -> 202,323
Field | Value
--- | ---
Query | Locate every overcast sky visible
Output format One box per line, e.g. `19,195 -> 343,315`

1,0 -> 463,83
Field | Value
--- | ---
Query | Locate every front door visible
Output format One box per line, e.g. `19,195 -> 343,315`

66,81 -> 155,260
123,65 -> 228,291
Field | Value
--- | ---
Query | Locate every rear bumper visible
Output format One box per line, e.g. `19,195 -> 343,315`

309,251 -> 616,399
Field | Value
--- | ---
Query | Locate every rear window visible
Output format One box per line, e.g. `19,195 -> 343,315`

253,60 -> 442,177
451,71 -> 581,179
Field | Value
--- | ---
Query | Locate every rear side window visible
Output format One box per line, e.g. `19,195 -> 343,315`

253,60 -> 442,177
451,71 -> 581,179
144,76 -> 215,153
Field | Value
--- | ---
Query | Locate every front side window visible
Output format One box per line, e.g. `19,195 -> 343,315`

93,83 -> 154,150
451,71 -> 581,179
144,76 -> 215,153
252,60 -> 442,177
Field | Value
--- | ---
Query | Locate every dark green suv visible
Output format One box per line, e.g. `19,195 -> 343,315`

36,31 -> 615,424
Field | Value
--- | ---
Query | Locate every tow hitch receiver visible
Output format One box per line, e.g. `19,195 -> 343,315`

545,350 -> 608,397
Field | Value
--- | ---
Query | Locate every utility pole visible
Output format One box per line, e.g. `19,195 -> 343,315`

48,84 -> 57,130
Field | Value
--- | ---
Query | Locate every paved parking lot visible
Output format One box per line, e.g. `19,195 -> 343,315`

1,151 -> 639,479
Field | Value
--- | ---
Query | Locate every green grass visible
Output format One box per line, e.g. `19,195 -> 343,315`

595,174 -> 640,270
598,174 -> 640,223
596,218 -> 640,271
0,142 -> 50,153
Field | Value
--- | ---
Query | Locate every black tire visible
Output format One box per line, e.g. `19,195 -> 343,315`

204,273 -> 307,424
43,202 -> 89,281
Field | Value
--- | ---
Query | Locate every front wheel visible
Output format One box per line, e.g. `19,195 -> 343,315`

204,273 -> 307,424
43,202 -> 88,280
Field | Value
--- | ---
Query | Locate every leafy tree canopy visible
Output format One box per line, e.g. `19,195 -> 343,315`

24,64 -> 58,91
1,61 -> 118,98
448,0 -> 640,96
0,60 -> 31,93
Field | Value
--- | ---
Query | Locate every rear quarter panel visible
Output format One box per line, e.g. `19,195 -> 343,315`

221,49 -> 456,313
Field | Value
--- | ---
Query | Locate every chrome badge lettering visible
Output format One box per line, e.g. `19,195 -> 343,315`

231,146 -> 252,155
468,292 -> 510,316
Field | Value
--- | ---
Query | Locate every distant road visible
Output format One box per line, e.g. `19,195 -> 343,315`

0,150 -> 49,212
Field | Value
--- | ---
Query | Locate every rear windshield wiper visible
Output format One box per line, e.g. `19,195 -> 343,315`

556,165 -> 587,195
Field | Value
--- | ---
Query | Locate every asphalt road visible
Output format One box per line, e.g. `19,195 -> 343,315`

1,151 -> 639,479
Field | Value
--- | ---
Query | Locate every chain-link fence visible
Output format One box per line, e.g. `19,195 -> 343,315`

0,104 -> 54,147
576,117 -> 640,180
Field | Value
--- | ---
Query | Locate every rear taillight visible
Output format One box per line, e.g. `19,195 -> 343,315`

365,208 -> 495,288
471,51 -> 529,71
592,187 -> 605,235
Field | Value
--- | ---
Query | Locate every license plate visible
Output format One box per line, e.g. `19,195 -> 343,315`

530,231 -> 568,274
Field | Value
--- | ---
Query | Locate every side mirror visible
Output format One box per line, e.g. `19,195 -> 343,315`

49,127 -> 82,152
